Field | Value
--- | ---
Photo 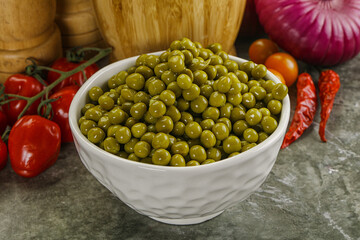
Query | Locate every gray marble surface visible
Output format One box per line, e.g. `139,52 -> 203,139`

1,39 -> 360,240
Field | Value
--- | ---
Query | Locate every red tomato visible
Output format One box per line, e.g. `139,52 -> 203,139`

265,52 -> 299,87
248,38 -> 279,64
49,85 -> 79,142
8,115 -> 61,178
0,138 -> 7,171
47,57 -> 99,92
268,68 -> 286,85
3,74 -> 44,125
0,108 -> 7,135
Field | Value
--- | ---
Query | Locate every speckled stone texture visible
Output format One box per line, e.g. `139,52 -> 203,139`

1,39 -> 359,239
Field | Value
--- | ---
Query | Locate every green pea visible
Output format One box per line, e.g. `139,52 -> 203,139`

145,55 -> 160,69
200,84 -> 214,98
233,120 -> 249,136
202,107 -> 220,121
103,137 -> 120,154
161,70 -> 177,86
170,154 -> 186,167
223,136 -> 241,154
243,128 -> 259,143
168,55 -> 185,73
126,73 -> 145,90
200,119 -> 215,130
242,92 -> 256,109
135,65 -> 154,79
206,148 -> 222,161
258,132 -> 269,143
124,138 -> 139,153
135,54 -> 148,66
251,64 -> 267,79
187,160 -> 200,166
272,83 -> 288,100
154,62 -> 169,77
171,141 -> 190,157
97,115 -> 111,131
216,50 -> 229,62
180,111 -> 193,124
128,153 -> 140,162
209,91 -> 226,107
261,116 -> 278,134
149,100 -> 167,118
167,82 -> 182,98
177,74 -> 192,89
240,61 -> 255,76
140,132 -> 156,145
200,130 -> 217,148
182,84 -> 200,101
131,123 -> 147,138
249,86 -> 267,100
267,99 -> 282,115
115,126 -> 131,144
88,86 -> 103,102
84,107 -> 103,122
245,108 -> 263,126
204,65 -> 217,80
108,107 -> 127,125
152,149 -> 171,166
171,121 -> 186,137
190,95 -> 208,114
134,141 -> 151,158
185,121 -> 202,139
87,127 -> 105,144
212,122 -> 229,140
133,91 -> 150,105
155,116 -> 174,133
241,143 -> 257,152
148,79 -> 166,96
235,70 -> 248,83
215,65 -> 228,79
224,60 -> 239,72
130,102 -> 147,120
189,145 -> 207,163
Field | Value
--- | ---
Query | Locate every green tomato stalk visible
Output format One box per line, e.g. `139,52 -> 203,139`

0,47 -> 111,120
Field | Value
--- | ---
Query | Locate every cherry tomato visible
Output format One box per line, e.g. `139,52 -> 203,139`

0,108 -> 7,135
248,38 -> 279,64
268,68 -> 286,85
3,74 -> 44,125
265,52 -> 299,87
0,138 -> 7,171
8,115 -> 61,178
49,85 -> 79,142
47,57 -> 99,93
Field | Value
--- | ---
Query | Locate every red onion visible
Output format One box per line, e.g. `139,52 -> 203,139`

254,0 -> 360,66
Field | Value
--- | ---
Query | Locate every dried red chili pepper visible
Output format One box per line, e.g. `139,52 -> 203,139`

318,70 -> 340,142
281,73 -> 317,148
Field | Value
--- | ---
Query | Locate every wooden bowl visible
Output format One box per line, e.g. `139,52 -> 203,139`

92,0 -> 246,61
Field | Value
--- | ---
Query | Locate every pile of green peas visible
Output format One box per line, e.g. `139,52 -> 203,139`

79,37 -> 288,167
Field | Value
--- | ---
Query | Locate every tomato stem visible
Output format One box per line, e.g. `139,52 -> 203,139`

0,47 -> 112,120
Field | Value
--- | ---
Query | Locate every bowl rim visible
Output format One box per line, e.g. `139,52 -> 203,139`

69,51 -> 290,172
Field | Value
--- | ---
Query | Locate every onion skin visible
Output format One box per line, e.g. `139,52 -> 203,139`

254,0 -> 360,66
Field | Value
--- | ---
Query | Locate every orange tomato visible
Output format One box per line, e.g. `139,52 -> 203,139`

268,68 -> 286,85
248,38 -> 279,64
265,52 -> 298,87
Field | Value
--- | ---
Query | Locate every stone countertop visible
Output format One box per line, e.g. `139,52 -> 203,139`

1,39 -> 360,240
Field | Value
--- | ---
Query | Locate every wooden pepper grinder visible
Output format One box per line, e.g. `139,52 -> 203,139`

55,0 -> 106,53
0,0 -> 62,83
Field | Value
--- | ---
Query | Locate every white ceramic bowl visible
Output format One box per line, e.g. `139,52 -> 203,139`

69,52 -> 290,225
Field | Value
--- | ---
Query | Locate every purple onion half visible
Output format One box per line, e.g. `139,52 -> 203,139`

254,0 -> 360,66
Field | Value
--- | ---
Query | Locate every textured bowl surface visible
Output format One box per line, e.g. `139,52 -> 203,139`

69,52 -> 290,225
